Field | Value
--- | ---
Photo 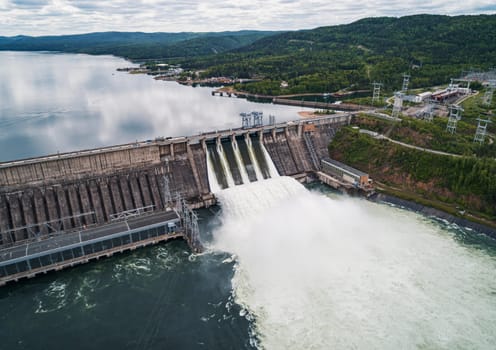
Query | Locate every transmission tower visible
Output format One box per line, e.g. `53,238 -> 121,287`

372,82 -> 383,103
450,78 -> 471,93
402,74 -> 410,92
474,116 -> 492,144
446,105 -> 463,134
483,81 -> 495,106
423,99 -> 436,122
240,112 -> 252,128
392,91 -> 403,118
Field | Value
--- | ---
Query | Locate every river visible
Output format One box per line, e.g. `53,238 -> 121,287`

0,52 -> 495,350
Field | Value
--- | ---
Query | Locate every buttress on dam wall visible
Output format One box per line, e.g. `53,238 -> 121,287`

0,114 -> 350,246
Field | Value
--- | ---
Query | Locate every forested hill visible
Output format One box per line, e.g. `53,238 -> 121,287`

0,31 -> 278,59
1,14 -> 495,93
184,14 -> 496,94
238,14 -> 496,62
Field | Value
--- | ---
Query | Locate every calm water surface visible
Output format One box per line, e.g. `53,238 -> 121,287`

0,51 -> 309,162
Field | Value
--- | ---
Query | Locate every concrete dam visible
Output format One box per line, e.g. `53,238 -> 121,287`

0,114 -> 350,283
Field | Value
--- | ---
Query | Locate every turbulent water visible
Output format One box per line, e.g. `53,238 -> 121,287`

0,240 -> 257,350
2,179 -> 496,350
213,177 -> 496,349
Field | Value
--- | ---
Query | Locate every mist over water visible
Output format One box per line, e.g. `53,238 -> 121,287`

213,177 -> 496,349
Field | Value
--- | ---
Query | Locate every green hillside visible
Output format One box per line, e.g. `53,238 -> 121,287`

179,14 -> 496,95
2,14 -> 495,93
0,31 -> 278,59
328,127 -> 496,223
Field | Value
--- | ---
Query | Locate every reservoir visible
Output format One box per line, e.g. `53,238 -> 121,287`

0,51 -> 310,162
1,52 -> 495,350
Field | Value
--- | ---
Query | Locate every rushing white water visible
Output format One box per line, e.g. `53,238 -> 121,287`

217,140 -> 236,188
232,138 -> 251,185
213,177 -> 496,350
245,136 -> 264,181
208,136 -> 279,191
206,149 -> 222,193
261,143 -> 280,178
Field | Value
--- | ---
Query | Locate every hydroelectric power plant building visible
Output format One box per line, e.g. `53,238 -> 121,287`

321,158 -> 370,188
0,114 -> 352,285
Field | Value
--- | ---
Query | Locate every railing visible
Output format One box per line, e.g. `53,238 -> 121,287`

0,211 -> 96,248
109,205 -> 155,222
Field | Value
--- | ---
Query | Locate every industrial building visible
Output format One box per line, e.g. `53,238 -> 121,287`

0,211 -> 182,285
321,157 -> 370,188
414,91 -> 433,103
431,85 -> 470,103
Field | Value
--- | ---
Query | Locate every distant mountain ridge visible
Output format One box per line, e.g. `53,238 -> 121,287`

179,14 -> 496,94
0,30 -> 280,59
1,14 -> 495,93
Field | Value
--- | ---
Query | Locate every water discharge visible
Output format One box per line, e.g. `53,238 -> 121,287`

217,141 -> 236,188
245,137 -> 265,182
261,142 -> 279,178
232,138 -> 251,184
212,177 -> 496,349
207,134 -> 278,191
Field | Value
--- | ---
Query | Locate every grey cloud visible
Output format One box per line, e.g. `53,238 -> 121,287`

1,0 -> 495,35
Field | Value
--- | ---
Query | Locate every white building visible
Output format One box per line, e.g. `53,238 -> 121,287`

414,91 -> 432,103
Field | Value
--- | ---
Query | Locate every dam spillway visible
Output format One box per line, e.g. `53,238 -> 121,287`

236,136 -> 258,182
206,135 -> 279,192
0,114 -> 351,279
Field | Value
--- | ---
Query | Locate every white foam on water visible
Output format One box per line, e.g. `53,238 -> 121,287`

206,148 -> 222,193
217,141 -> 236,188
34,280 -> 69,314
245,136 -> 264,181
212,176 -> 496,350
232,138 -> 251,185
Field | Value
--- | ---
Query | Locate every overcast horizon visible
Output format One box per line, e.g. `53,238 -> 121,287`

1,0 -> 496,36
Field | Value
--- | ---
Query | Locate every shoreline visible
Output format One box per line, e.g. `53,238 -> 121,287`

367,192 -> 496,238
308,173 -> 496,238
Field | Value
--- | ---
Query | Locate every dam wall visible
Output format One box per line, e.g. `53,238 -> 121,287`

0,114 -> 351,246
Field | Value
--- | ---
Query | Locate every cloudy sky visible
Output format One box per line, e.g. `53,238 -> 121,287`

1,0 -> 495,36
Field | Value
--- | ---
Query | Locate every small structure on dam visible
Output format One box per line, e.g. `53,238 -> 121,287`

320,157 -> 371,189
0,114 -> 351,285
316,157 -> 374,195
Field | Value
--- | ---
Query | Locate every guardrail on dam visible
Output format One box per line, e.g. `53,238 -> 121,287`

0,114 -> 351,247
